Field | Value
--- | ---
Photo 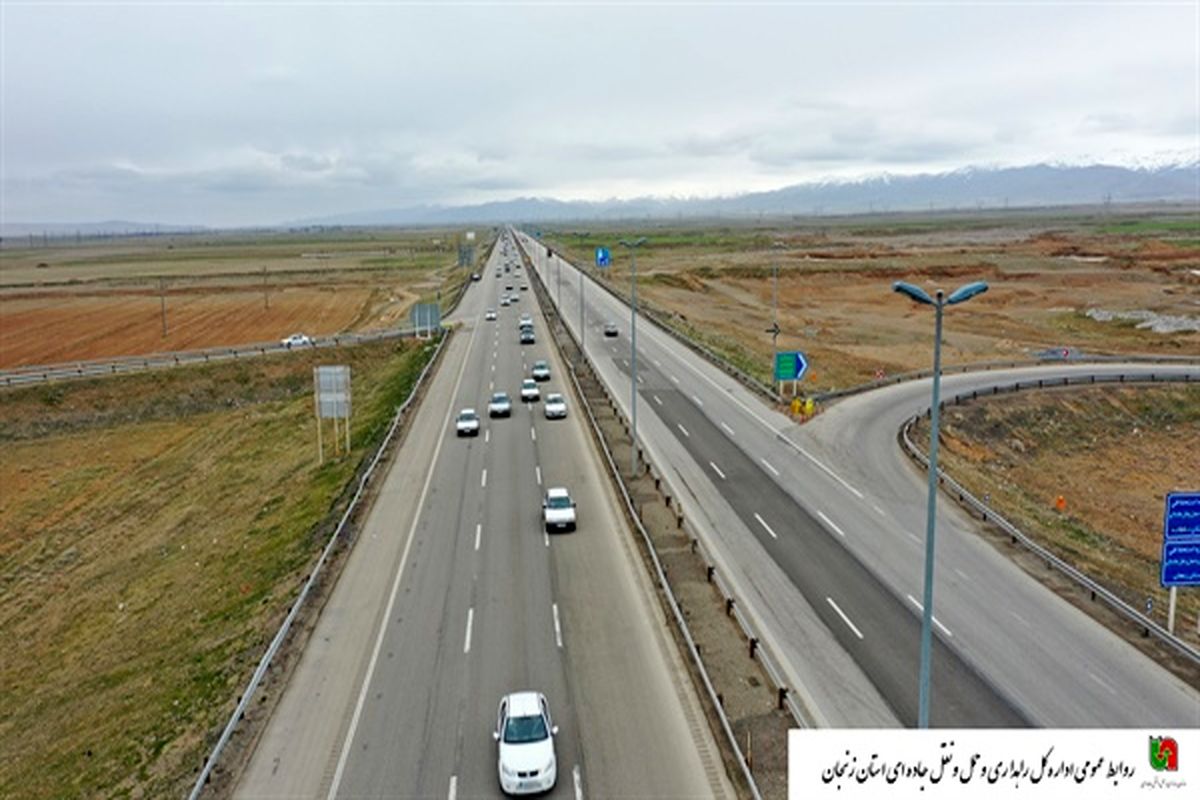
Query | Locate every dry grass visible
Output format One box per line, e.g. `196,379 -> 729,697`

915,385 -> 1200,647
0,338 -> 437,798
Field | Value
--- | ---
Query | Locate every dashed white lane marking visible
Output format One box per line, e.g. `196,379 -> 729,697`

552,602 -> 563,648
636,374 -> 644,384
720,421 -> 735,436
754,512 -> 778,539
653,359 -> 662,367
817,510 -> 846,538
1009,610 -> 1029,627
489,380 -> 494,392
573,765 -> 583,800
480,468 -> 487,488
463,607 -> 474,653
544,529 -> 550,548
872,503 -> 886,516
530,427 -> 537,441
826,596 -> 864,640
448,775 -> 457,800
906,532 -> 921,545
709,461 -> 726,480
906,594 -> 953,638
474,523 -> 482,551
1088,671 -> 1116,695
760,457 -> 779,477
954,567 -> 971,582
621,358 -> 629,368
653,395 -> 663,406
485,429 -> 490,444
670,374 -> 680,384
692,394 -> 704,406
676,423 -> 690,437
491,363 -> 495,373
535,465 -> 542,485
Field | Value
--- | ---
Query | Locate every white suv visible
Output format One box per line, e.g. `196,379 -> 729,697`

494,691 -> 558,795
455,409 -> 480,437
542,487 -> 576,532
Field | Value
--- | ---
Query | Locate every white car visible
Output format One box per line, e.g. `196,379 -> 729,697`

530,360 -> 550,382
485,308 -> 497,321
488,392 -> 512,418
520,379 -> 540,402
455,409 -> 480,437
281,332 -> 312,348
542,487 -> 576,532
517,313 -> 533,328
543,393 -> 567,420
494,691 -> 558,795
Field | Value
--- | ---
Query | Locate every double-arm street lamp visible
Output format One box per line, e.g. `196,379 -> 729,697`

620,237 -> 647,477
892,278 -> 989,728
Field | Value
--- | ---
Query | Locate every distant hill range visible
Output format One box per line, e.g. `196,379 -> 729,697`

5,162 -> 1196,236
294,163 -> 1198,227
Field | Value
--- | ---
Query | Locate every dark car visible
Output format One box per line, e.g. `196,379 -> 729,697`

603,322 -> 619,337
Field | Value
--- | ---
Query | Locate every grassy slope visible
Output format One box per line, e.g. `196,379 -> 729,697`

0,337 -> 437,798
915,385 -> 1200,646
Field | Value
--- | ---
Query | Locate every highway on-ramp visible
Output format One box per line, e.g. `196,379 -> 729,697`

519,230 -> 1200,730
236,235 -> 731,798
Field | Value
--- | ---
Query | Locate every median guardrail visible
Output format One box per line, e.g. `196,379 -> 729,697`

188,327 -> 451,799
898,371 -> 1200,668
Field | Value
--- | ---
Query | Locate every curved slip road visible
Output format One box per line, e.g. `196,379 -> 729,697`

236,235 -> 731,798
519,230 -> 1200,729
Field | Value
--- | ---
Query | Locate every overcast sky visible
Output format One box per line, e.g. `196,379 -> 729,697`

2,1 -> 1196,226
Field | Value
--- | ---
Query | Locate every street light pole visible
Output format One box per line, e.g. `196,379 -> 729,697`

620,237 -> 647,477
893,279 -> 988,728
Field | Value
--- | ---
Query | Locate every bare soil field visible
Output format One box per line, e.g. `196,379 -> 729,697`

546,209 -> 1199,393
0,229 -> 470,367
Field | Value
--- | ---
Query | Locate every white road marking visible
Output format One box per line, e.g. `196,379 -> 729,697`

622,358 -> 630,368
817,510 -> 846,538
670,374 -> 680,384
826,597 -> 864,639
491,363 -> 495,373
544,529 -> 550,548
709,461 -> 726,480
484,429 -> 490,444
552,602 -> 563,648
636,374 -> 644,384
573,765 -> 583,800
535,465 -> 542,485
463,607 -> 474,653
677,423 -> 690,438
1009,610 -> 1029,627
872,503 -> 886,517
754,512 -> 778,539
653,394 -> 663,406
906,532 -> 921,545
760,457 -> 779,476
954,567 -> 971,582
475,523 -> 482,551
906,594 -> 953,638
448,775 -> 457,800
653,359 -> 662,367
327,310 -> 481,800
692,394 -> 703,406
720,421 -> 735,436
1088,671 -> 1116,694
489,380 -> 494,392
531,427 -> 537,441
481,468 -> 487,488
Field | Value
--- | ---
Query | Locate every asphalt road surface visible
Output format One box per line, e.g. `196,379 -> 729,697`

519,230 -> 1200,730
236,236 -> 731,798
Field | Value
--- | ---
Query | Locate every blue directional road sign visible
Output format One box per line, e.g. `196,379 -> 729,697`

773,351 -> 809,381
595,247 -> 611,267
1162,492 -> 1200,587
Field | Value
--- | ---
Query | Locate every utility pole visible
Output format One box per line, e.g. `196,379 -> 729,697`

619,237 -> 647,477
263,267 -> 270,310
159,277 -> 168,338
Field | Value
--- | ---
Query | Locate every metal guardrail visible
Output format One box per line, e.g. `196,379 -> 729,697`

0,326 -> 429,388
188,328 -> 451,800
518,234 -> 770,799
899,371 -> 1200,668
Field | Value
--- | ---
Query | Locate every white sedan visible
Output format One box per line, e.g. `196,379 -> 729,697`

494,691 -> 558,795
543,393 -> 567,419
485,308 -> 497,321
281,332 -> 312,348
520,379 -> 540,403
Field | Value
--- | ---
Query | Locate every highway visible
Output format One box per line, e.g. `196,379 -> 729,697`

518,230 -> 1200,729
236,235 -> 731,798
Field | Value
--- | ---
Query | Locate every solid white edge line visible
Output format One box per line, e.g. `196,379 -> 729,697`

677,423 -> 689,437
709,461 -> 726,480
906,594 -> 953,637
448,775 -> 457,800
574,765 -> 583,800
760,457 -> 779,477
826,596 -> 864,639
327,317 -> 480,799
552,602 -> 563,648
720,421 -> 735,436
753,512 -> 778,539
816,510 -> 846,538
481,468 -> 487,488
475,523 -> 482,551
463,607 -> 474,653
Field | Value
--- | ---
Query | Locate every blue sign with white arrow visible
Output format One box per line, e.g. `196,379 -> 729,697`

1162,492 -> 1200,587
595,247 -> 611,267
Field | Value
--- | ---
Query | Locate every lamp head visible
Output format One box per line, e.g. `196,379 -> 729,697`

947,281 -> 989,305
893,280 -> 934,306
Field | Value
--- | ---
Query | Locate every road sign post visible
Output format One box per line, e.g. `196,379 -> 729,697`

1161,491 -> 1200,635
314,366 -> 352,463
